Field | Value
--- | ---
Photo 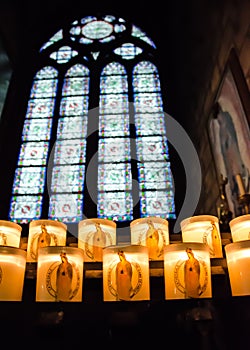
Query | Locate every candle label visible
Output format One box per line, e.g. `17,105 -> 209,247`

137,219 -> 167,260
107,250 -> 143,301
174,248 -> 209,298
30,224 -> 59,260
203,222 -> 222,257
0,232 -> 7,246
84,222 -> 113,261
46,252 -> 80,302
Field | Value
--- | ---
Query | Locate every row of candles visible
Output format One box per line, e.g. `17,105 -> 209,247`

0,214 -> 250,302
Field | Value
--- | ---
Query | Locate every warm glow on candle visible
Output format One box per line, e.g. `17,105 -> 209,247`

78,218 -> 116,262
130,217 -> 169,260
164,243 -> 212,300
36,246 -> 84,302
0,220 -> 22,248
229,214 -> 250,242
27,220 -> 67,262
181,215 -> 223,258
225,240 -> 250,296
103,245 -> 150,301
0,246 -> 26,301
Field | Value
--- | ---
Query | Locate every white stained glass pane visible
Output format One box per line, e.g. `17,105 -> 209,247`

82,20 -> 113,39
26,98 -> 55,118
13,167 -> 46,194
62,77 -> 89,95
98,163 -> 132,191
99,94 -> 128,114
54,139 -> 86,165
18,142 -> 49,166
98,191 -> 133,221
134,93 -> 163,113
22,118 -> 52,141
98,138 -> 130,163
51,165 -> 85,192
31,79 -> 57,98
140,190 -> 175,217
60,96 -> 89,116
138,162 -> 173,190
100,75 -> 127,94
49,193 -> 83,223
57,117 -> 88,139
136,136 -> 168,162
134,113 -> 166,136
9,195 -> 43,223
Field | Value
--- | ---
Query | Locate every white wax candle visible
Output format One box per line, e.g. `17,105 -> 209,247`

235,174 -> 246,196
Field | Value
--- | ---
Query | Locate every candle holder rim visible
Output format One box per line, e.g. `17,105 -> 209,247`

164,242 -> 209,253
0,220 -> 22,231
29,219 -> 67,230
0,245 -> 27,257
180,215 -> 219,229
37,245 -> 85,257
229,214 -> 250,227
78,217 -> 117,228
225,239 -> 250,253
130,216 -> 169,227
103,244 -> 149,253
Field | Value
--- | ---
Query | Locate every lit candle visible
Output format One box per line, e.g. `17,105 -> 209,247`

225,240 -> 250,296
0,246 -> 26,301
164,242 -> 212,300
235,173 -> 246,196
229,214 -> 250,242
36,246 -> 84,302
0,220 -> 22,247
180,215 -> 223,258
130,216 -> 169,260
102,245 -> 150,301
78,218 -> 116,262
27,219 -> 67,262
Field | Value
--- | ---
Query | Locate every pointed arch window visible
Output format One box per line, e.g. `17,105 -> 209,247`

7,14 -> 176,228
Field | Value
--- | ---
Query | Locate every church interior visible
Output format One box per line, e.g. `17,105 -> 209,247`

0,0 -> 250,348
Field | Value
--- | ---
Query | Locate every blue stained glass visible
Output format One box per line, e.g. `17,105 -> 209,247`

48,193 -> 83,223
134,113 -> 166,136
134,92 -> 163,112
26,98 -> 55,118
13,167 -> 46,194
140,190 -> 176,218
98,163 -> 132,191
57,116 -> 87,139
99,94 -> 128,114
60,96 -> 89,115
51,165 -> 85,192
97,191 -> 133,221
98,138 -> 130,163
136,135 -> 169,162
53,139 -> 86,164
18,141 -> 49,166
99,114 -> 129,137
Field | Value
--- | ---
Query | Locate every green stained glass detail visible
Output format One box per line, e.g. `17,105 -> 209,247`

9,195 -> 43,223
51,165 -> 85,192
13,167 -> 46,194
138,162 -> 173,190
131,25 -> 156,48
50,46 -> 78,63
99,94 -> 128,114
30,79 -> 57,98
100,74 -> 127,94
102,62 -> 126,75
40,30 -> 63,52
48,193 -> 83,223
62,77 -> 89,95
98,163 -> 132,191
99,114 -> 129,137
22,118 -> 52,141
114,43 -> 143,60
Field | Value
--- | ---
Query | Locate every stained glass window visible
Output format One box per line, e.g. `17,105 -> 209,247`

7,14 -> 176,228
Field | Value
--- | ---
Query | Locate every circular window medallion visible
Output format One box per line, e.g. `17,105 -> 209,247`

82,20 -> 113,39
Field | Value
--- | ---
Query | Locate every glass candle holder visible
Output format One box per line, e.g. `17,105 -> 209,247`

78,218 -> 116,262
229,214 -> 250,242
180,215 -> 223,258
225,240 -> 250,296
27,219 -> 67,262
0,220 -> 22,248
103,244 -> 150,301
164,242 -> 212,300
36,246 -> 84,302
130,216 -> 169,260
0,246 -> 26,301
